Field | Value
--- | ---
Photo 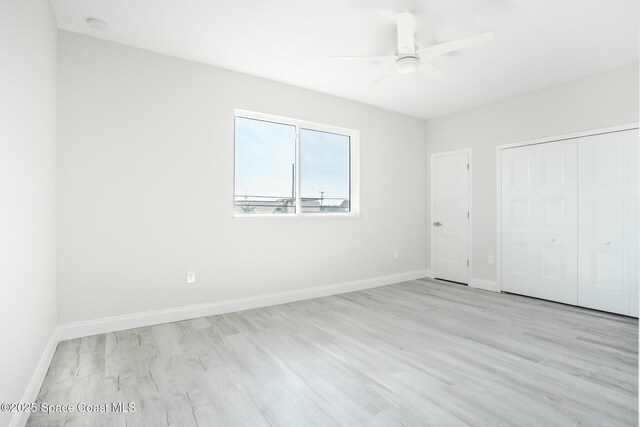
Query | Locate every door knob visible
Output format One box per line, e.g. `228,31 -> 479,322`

604,241 -> 611,246
434,222 -> 442,226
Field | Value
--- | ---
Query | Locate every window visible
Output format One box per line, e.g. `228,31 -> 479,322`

234,110 -> 359,216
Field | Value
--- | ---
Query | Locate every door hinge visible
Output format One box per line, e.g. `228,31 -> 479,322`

467,163 -> 469,170
467,260 -> 469,267
467,211 -> 469,218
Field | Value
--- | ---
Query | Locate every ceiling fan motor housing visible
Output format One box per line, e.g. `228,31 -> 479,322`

394,56 -> 420,74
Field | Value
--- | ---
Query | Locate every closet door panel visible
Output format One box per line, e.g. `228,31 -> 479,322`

502,145 -> 537,296
534,140 -> 578,304
502,139 -> 578,304
578,129 -> 638,316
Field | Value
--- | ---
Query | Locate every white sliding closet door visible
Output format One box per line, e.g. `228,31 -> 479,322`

577,130 -> 639,316
501,139 -> 578,304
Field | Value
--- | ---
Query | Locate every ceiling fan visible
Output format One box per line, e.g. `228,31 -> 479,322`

331,12 -> 494,87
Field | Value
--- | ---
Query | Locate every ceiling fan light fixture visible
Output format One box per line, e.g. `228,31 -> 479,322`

394,56 -> 419,74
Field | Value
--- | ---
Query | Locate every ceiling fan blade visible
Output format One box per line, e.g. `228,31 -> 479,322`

418,31 -> 494,56
419,59 -> 450,79
396,12 -> 415,55
368,66 -> 395,88
330,55 -> 395,62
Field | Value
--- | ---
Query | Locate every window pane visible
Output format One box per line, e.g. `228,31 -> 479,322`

300,128 -> 350,213
235,117 -> 296,214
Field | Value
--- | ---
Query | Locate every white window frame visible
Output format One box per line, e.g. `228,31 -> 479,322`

233,109 -> 360,218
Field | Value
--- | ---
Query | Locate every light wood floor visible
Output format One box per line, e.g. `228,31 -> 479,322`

28,279 -> 638,426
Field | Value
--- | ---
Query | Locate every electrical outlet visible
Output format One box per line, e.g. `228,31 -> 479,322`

393,250 -> 399,260
187,271 -> 196,284
488,255 -> 495,265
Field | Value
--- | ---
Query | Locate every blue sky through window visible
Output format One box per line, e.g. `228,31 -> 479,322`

235,117 -> 295,199
300,129 -> 350,201
235,116 -> 350,211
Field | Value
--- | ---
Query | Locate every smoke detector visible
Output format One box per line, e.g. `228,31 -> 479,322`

86,17 -> 108,32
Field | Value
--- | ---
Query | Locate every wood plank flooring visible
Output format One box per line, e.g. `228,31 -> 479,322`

28,279 -> 638,426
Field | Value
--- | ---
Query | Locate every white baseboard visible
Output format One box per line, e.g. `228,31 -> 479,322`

10,329 -> 59,427
469,277 -> 500,292
57,269 -> 431,342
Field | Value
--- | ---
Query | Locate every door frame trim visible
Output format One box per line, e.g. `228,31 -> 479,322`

495,122 -> 639,293
430,148 -> 472,284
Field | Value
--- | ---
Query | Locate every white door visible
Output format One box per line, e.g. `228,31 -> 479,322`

578,129 -> 639,316
501,140 -> 578,304
432,151 -> 469,284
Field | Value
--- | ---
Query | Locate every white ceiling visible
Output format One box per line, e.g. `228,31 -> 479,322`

51,0 -> 639,119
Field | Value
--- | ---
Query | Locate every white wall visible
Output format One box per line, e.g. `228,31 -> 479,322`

426,63 -> 639,286
57,31 -> 429,323
0,1 -> 58,425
